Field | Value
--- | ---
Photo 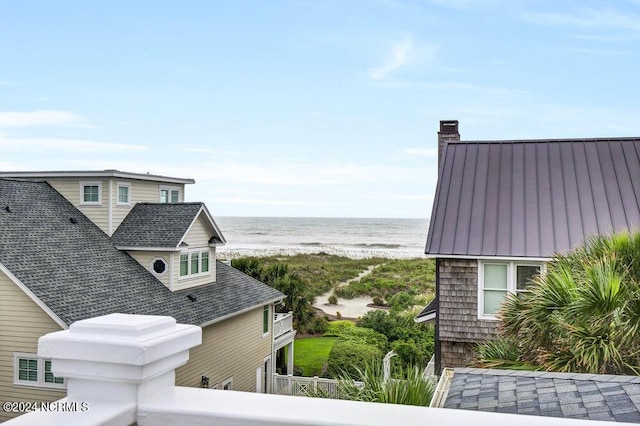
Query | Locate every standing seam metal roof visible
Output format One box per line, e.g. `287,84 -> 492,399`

425,139 -> 640,258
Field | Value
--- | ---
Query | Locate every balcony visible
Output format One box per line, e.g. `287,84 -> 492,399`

273,312 -> 293,339
4,313 -> 613,426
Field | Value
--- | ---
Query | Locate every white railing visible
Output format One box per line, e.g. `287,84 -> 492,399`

5,313 -> 616,426
273,312 -> 293,338
273,373 -> 363,398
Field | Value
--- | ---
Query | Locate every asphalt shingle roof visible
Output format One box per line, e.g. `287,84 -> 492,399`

415,298 -> 436,321
0,179 -> 282,326
444,368 -> 640,423
111,202 -> 209,248
426,138 -> 640,258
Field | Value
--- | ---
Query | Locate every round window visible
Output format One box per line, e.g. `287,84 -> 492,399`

152,259 -> 167,274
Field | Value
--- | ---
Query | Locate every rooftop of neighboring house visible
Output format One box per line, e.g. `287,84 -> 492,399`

0,178 -> 282,327
426,121 -> 640,258
443,368 -> 640,423
0,169 -> 195,184
111,202 -> 226,249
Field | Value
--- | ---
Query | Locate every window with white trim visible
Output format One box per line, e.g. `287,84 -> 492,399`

117,182 -> 131,205
159,186 -> 180,203
263,305 -> 269,335
222,377 -> 233,391
179,250 -> 210,278
14,353 -> 65,389
80,181 -> 102,205
478,261 -> 544,319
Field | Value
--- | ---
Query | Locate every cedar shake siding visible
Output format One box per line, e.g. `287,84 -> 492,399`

438,258 -> 498,368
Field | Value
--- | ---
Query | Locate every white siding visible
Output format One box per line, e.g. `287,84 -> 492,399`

175,306 -> 273,392
0,272 -> 65,422
172,215 -> 216,291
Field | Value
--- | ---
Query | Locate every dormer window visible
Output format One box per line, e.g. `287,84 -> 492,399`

160,187 -> 180,203
179,250 -> 210,278
80,181 -> 102,205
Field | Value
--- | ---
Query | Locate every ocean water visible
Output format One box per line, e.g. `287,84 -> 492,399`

214,217 -> 429,259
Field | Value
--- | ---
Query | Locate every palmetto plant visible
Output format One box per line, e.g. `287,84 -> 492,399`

476,231 -> 640,374
306,361 -> 436,406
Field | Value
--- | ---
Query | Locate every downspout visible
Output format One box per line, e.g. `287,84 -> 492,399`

434,257 -> 441,375
107,180 -> 113,236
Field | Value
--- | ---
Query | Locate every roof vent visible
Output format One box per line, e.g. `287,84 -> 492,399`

4,206 -> 10,213
70,217 -> 78,224
187,295 -> 197,302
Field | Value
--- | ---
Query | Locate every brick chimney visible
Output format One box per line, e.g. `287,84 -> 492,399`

438,120 -> 460,167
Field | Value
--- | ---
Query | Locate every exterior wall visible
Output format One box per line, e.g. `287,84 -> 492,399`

438,258 -> 498,368
46,178 -> 110,234
172,216 -> 216,291
127,251 -> 172,289
0,272 -> 65,422
175,306 -> 272,392
45,177 -> 186,236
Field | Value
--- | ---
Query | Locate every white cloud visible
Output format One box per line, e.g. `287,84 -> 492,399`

0,110 -> 85,128
211,198 -> 323,206
368,38 -> 413,80
521,7 -> 640,33
0,136 -> 147,153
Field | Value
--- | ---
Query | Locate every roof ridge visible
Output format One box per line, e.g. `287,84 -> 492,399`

454,137 -> 640,144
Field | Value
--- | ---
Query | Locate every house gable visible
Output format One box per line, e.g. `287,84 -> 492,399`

424,121 -> 640,371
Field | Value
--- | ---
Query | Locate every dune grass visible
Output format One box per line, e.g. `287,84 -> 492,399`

294,337 -> 338,377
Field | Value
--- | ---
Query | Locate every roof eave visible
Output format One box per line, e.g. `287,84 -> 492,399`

0,170 -> 195,184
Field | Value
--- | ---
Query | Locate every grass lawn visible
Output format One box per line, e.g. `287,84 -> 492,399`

294,337 -> 338,377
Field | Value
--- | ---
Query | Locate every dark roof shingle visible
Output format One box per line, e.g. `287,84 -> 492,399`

426,139 -> 640,258
111,202 -> 209,248
0,179 -> 282,326
444,368 -> 640,422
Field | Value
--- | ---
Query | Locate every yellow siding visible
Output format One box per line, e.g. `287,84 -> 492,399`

46,178 -> 110,234
182,215 -> 211,247
0,272 -> 65,422
127,251 -> 172,289
172,215 -> 216,291
175,306 -> 272,392
45,178 -> 187,236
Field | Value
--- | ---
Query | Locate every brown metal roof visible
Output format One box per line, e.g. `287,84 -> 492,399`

426,138 -> 640,258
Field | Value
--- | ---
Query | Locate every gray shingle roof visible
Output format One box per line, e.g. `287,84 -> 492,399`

444,368 -> 640,422
0,179 -> 282,326
415,298 -> 436,322
426,139 -> 640,258
111,202 -> 215,248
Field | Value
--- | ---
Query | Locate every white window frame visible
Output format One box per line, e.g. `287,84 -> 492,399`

159,186 -> 180,203
222,377 -> 233,391
79,181 -> 102,206
477,261 -> 545,320
178,249 -> 210,279
116,181 -> 131,206
262,305 -> 270,337
150,257 -> 168,277
13,353 -> 66,390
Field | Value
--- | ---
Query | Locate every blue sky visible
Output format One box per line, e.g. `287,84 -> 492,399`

2,1 -> 640,218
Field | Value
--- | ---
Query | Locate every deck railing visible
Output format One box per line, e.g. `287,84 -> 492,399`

273,311 -> 293,338
4,313 -> 615,426
273,373 -> 363,397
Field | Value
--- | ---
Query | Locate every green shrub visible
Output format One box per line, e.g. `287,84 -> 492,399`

339,327 -> 388,352
324,320 -> 355,337
309,316 -> 329,334
326,341 -> 383,379
328,294 -> 338,305
388,291 -> 415,312
372,296 -> 385,306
